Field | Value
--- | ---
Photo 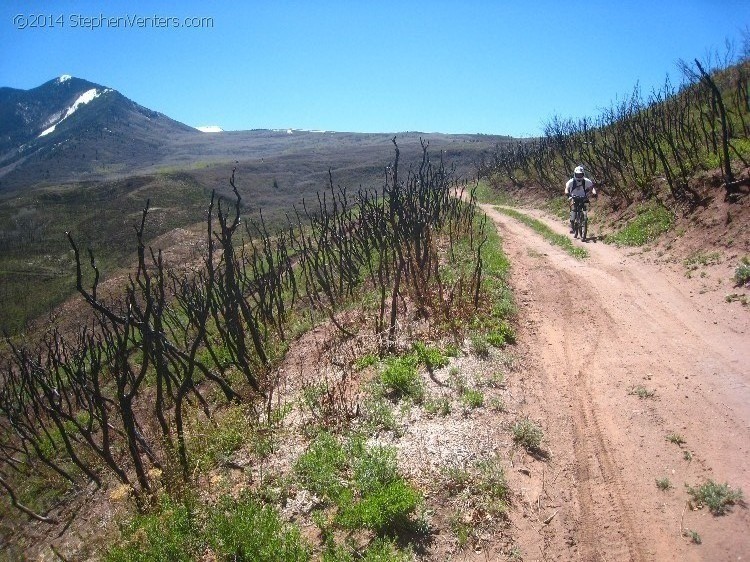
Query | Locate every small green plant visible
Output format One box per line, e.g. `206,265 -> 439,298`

424,396 -> 451,417
206,494 -> 311,561
686,480 -> 744,515
475,457 -> 510,511
294,432 -> 347,501
683,529 -> 702,545
666,433 -> 686,446
628,385 -> 655,399
443,465 -> 471,496
186,404 -> 251,471
481,371 -> 506,389
725,293 -> 749,305
732,256 -> 750,287
461,389 -> 484,409
336,479 -> 420,533
379,355 -> 424,403
485,322 -> 516,346
449,514 -> 473,549
413,341 -> 450,370
106,496 -> 200,561
448,367 -> 468,393
684,251 -> 722,271
512,418 -> 544,452
656,477 -> 672,491
470,335 -> 491,359
355,353 -> 379,370
488,397 -> 506,412
362,395 -> 398,433
683,450 -> 693,462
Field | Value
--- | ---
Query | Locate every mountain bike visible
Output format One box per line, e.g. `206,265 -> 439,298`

571,196 -> 589,241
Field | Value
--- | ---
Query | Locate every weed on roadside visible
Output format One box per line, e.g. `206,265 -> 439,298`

628,385 -> 655,399
512,418 -> 544,452
686,480 -> 744,515
683,529 -> 702,545
656,477 -> 672,491
733,256 -> 750,287
666,433 -> 686,446
424,396 -> 451,417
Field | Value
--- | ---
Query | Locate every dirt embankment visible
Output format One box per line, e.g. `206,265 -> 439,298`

482,202 -> 749,561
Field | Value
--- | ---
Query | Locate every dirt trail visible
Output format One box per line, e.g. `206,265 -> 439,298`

480,204 -> 750,561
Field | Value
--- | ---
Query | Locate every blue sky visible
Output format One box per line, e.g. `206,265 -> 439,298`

1,1 -> 747,136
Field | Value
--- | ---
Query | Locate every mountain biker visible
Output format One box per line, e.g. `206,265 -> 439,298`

564,165 -> 596,233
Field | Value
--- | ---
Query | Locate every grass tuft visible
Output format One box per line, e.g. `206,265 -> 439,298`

686,480 -> 744,515
512,418 -> 544,452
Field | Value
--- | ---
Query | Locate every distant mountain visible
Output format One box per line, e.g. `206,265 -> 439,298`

0,76 -> 511,193
0,75 -> 198,190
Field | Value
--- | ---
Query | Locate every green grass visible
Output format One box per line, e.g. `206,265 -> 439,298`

606,204 -> 673,246
686,480 -> 744,515
206,495 -> 311,561
424,396 -> 451,416
412,341 -> 451,371
495,207 -> 588,259
379,355 -> 425,403
322,538 -> 413,561
293,431 -> 347,502
185,404 -> 253,472
461,389 -> 485,409
105,494 -> 310,562
473,180 -> 516,206
295,435 -> 422,539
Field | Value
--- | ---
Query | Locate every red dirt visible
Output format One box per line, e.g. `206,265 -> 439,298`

481,201 -> 749,561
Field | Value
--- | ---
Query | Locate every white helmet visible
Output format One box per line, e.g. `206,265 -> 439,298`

574,166 -> 585,179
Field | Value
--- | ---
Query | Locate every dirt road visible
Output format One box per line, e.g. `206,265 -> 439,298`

481,204 -> 750,561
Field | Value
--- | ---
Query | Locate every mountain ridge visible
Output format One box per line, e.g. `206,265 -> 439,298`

0,76 -> 511,192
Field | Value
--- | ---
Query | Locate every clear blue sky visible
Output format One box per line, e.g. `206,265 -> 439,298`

1,1 -> 747,137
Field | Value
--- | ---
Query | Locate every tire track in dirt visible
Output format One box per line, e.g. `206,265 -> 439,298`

480,203 -> 750,561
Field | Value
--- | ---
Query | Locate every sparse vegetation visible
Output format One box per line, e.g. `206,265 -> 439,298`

512,418 -> 544,452
461,388 -> 485,409
683,529 -> 702,545
606,204 -> 674,246
378,355 -> 425,403
628,385 -> 656,399
733,256 -> 750,287
656,477 -> 672,491
666,433 -> 687,446
495,206 -> 589,258
686,480 -> 744,515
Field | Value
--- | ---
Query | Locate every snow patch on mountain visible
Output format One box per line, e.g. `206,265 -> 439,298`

196,125 -> 224,133
39,88 -> 111,137
58,74 -> 72,83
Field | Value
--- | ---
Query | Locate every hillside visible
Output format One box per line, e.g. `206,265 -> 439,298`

0,76 -> 508,333
1,57 -> 749,562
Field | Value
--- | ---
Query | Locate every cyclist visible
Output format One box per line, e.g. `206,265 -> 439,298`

564,165 -> 596,233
